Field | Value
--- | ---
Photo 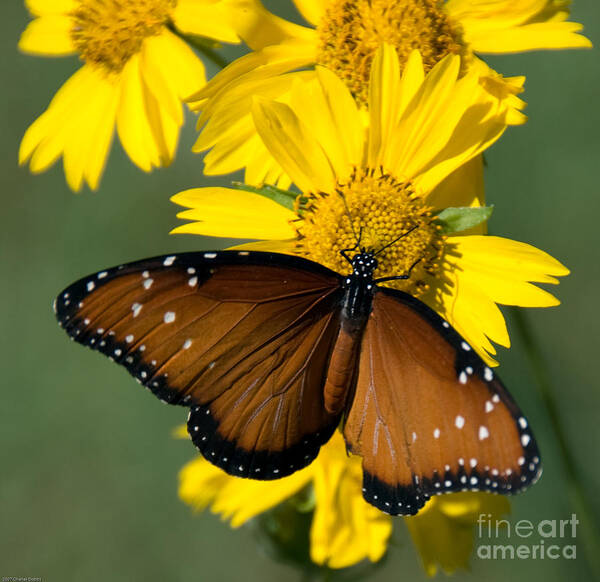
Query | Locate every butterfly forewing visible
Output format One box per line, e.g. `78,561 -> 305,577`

55,251 -> 345,478
343,289 -> 541,515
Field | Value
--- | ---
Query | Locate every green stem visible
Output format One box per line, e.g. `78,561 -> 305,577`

511,307 -> 600,577
168,25 -> 230,70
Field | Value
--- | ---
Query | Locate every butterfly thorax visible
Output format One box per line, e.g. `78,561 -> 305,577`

341,252 -> 378,321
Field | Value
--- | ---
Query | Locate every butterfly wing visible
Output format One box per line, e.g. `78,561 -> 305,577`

343,288 -> 541,516
55,251 -> 345,479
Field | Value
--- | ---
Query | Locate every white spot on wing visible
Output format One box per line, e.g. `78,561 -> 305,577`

132,303 -> 142,317
479,426 -> 490,441
521,434 -> 531,447
163,256 -> 176,266
518,417 -> 527,429
125,334 -> 134,344
87,281 -> 95,292
461,341 -> 471,351
433,428 -> 441,439
143,279 -> 153,290
98,271 -> 108,279
164,311 -> 175,323
204,252 -> 217,259
485,401 -> 494,413
455,415 -> 465,429
459,371 -> 468,384
188,276 -> 198,287
183,339 -> 192,350
484,367 -> 494,381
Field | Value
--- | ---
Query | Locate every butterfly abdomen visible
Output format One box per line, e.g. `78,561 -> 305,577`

323,318 -> 365,416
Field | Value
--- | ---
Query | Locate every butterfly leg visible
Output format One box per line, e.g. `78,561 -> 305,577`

373,257 -> 422,284
340,227 -> 364,265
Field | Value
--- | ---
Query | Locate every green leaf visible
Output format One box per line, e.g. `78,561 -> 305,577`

231,181 -> 304,213
434,206 -> 494,234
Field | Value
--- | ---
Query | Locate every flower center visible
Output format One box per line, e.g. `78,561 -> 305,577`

316,0 -> 465,105
70,0 -> 176,72
295,168 -> 444,295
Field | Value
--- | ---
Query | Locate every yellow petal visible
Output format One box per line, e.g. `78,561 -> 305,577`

243,137 -> 291,187
142,30 -> 206,104
116,55 -> 161,172
409,69 -> 507,193
470,57 -> 528,127
310,433 -> 392,569
20,67 -> 89,170
292,0 -> 325,26
452,236 -> 569,305
368,44 -> 402,168
427,155 -> 485,211
447,0 -> 552,29
140,36 -> 183,125
288,67 -> 363,180
25,0 -> 75,16
221,0 -> 315,50
62,74 -> 119,191
236,0 -> 315,49
432,265 -> 509,363
405,492 -> 510,577
447,0 -> 591,52
142,79 -> 180,167
19,65 -> 119,191
252,98 -> 335,194
428,235 -> 569,363
229,239 -> 297,253
470,21 -> 592,53
194,72 -> 310,184
18,14 -> 75,56
173,0 -> 242,44
179,456 -> 313,528
385,54 -> 464,178
171,187 -> 298,240
189,40 -> 316,110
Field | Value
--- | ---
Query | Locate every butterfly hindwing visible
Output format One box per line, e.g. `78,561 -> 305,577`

343,288 -> 541,515
55,251 -> 345,478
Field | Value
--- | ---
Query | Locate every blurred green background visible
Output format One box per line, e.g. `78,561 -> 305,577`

1,1 -> 599,580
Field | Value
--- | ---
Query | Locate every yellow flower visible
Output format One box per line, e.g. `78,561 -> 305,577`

191,0 -> 591,187
173,45 -> 568,364
180,431 -> 392,569
405,491 -> 510,576
179,429 -> 510,572
18,0 -> 257,191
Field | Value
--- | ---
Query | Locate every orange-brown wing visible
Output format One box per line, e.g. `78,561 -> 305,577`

344,288 -> 541,516
55,251 -> 344,479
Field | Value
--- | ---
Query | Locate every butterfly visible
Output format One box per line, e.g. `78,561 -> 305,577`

54,248 -> 541,515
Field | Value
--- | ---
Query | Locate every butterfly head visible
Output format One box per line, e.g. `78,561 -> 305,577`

351,253 -> 378,279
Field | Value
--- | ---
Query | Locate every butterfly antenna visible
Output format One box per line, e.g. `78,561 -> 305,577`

336,188 -> 362,249
374,224 -> 420,257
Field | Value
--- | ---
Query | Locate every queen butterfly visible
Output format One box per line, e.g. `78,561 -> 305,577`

54,248 -> 541,515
